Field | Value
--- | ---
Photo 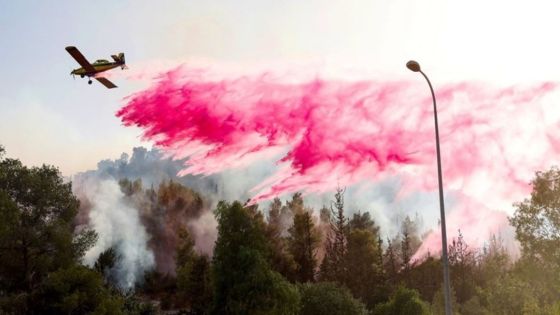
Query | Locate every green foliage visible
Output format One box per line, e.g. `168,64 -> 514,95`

543,301 -> 560,315
344,226 -> 385,308
95,247 -> 118,276
8,147 -> 560,315
33,265 -> 124,315
320,188 -> 348,282
211,201 -> 300,315
510,167 -> 560,268
123,293 -> 158,315
383,238 -> 399,286
138,270 -> 177,309
176,227 -> 196,267
460,296 -> 490,315
509,168 -> 560,304
430,285 -> 458,315
288,211 -> 320,283
480,274 -> 540,315
476,235 -> 510,287
299,282 -> 367,315
448,231 -> 476,304
406,255 -> 442,303
179,254 -> 212,314
176,229 -> 212,315
349,212 -> 379,235
374,286 -> 431,315
0,151 -> 98,312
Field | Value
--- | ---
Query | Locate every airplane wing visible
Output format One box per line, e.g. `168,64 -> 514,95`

95,77 -> 117,89
65,46 -> 95,73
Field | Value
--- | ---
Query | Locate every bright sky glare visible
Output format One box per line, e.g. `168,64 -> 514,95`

1,0 -> 560,175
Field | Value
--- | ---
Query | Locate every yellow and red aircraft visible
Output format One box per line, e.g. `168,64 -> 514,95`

66,46 -> 126,89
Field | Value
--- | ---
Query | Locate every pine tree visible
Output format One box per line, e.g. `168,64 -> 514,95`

377,236 -> 385,268
448,230 -> 476,303
287,192 -> 305,215
288,211 -> 319,282
401,229 -> 412,273
320,188 -> 348,282
179,254 -> 212,315
0,148 -> 120,314
211,201 -> 299,315
384,238 -> 399,286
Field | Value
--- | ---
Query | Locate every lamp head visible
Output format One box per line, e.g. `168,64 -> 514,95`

406,60 -> 421,72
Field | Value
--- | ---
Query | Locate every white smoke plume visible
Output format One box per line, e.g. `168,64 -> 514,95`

76,178 -> 155,289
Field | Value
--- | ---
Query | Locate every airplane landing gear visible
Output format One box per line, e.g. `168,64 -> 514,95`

88,79 -> 92,85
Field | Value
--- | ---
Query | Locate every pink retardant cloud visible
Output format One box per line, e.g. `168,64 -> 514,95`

118,69 -> 435,201
412,196 -> 516,261
117,65 -> 560,255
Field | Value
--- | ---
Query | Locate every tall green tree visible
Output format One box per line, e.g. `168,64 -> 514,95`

510,167 -> 560,302
448,230 -> 476,304
398,216 -> 421,269
176,228 -> 212,314
0,148 -> 97,313
344,212 -> 385,308
211,201 -> 300,315
383,239 -> 399,286
320,188 -> 348,282
178,254 -> 212,315
344,228 -> 385,308
287,211 -> 319,283
400,229 -> 413,275
510,167 -> 560,265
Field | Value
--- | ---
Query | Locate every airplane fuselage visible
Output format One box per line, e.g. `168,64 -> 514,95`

71,62 -> 121,77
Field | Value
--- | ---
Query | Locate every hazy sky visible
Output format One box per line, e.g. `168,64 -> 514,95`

1,0 -> 560,175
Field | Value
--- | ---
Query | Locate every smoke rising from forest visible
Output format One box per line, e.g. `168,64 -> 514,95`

72,147 -> 271,287
73,178 -> 155,288
116,64 -> 560,258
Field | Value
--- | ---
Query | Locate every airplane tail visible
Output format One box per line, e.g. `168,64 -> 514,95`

111,53 -> 126,69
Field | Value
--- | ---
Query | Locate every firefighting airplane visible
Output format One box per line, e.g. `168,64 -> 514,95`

65,46 -> 126,89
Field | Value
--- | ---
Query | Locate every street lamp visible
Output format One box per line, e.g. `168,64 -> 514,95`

406,60 -> 452,315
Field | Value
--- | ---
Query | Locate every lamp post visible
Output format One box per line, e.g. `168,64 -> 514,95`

406,60 -> 452,315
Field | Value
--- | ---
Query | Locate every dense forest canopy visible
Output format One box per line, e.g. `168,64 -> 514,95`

1,145 -> 560,314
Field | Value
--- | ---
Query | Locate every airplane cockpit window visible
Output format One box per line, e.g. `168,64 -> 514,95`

94,59 -> 109,64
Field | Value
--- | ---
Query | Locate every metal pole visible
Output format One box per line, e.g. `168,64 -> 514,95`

420,70 -> 453,315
